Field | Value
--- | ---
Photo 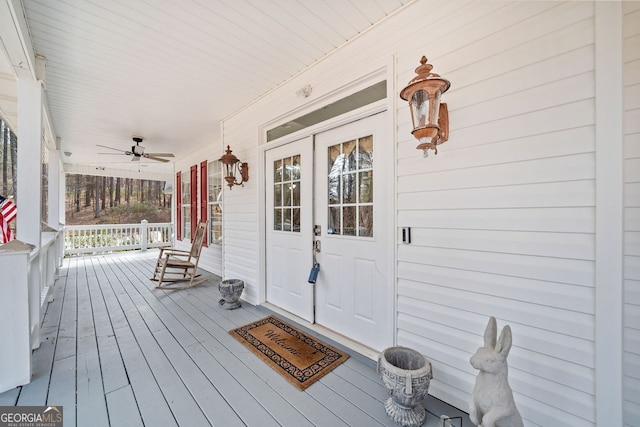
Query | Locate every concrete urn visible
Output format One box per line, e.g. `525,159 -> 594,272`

378,346 -> 433,427
218,279 -> 244,310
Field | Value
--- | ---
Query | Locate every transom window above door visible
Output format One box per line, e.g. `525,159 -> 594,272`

327,135 -> 373,237
273,155 -> 301,232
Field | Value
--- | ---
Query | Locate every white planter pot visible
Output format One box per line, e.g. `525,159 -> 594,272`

378,346 -> 433,427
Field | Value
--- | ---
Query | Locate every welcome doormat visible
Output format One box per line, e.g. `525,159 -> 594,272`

230,315 -> 349,390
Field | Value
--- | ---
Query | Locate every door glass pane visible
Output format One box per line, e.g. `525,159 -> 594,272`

273,154 -> 302,233
326,135 -> 374,238
292,155 -> 301,180
328,207 -> 341,235
358,135 -> 373,169
274,159 -> 282,183
284,183 -> 292,206
283,208 -> 292,231
343,173 -> 356,204
283,157 -> 292,181
293,208 -> 301,232
343,206 -> 356,236
274,183 -> 282,207
343,140 -> 357,172
359,205 -> 373,237
274,208 -> 282,231
328,145 -> 341,173
292,183 -> 300,206
329,176 -> 340,204
359,171 -> 373,203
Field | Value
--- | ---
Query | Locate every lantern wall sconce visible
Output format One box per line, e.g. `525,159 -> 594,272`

219,145 -> 249,189
400,55 -> 451,157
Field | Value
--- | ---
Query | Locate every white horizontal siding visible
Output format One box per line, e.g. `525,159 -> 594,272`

398,153 -> 596,192
401,228 -> 594,260
219,1 -> 605,426
394,1 -> 596,425
398,245 -> 594,286
624,2 -> 640,426
398,207 -> 594,233
397,180 -> 595,210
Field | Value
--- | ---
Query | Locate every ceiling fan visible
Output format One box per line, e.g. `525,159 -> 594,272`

97,137 -> 175,163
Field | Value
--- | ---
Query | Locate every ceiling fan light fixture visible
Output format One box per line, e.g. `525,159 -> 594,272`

132,136 -> 145,156
96,136 -> 175,163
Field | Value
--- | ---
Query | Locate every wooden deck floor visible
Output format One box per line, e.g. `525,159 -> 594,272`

0,250 -> 470,427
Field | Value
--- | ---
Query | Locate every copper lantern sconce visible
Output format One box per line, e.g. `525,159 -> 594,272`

400,55 -> 451,156
219,145 -> 249,189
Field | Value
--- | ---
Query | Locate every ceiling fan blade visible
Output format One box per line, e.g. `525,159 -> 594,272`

131,156 -> 140,161
98,152 -> 125,155
144,155 -> 171,163
144,152 -> 175,157
96,144 -> 124,152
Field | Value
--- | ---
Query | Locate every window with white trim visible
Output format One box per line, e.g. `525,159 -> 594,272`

181,171 -> 191,240
208,160 -> 223,244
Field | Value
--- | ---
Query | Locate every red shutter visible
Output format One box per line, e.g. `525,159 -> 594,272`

190,165 -> 198,241
176,172 -> 182,241
200,160 -> 208,247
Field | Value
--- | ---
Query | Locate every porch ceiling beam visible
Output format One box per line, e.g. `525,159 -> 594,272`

64,163 -> 173,182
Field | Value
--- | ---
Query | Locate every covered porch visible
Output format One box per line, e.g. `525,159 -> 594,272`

0,1 -> 638,426
0,250 -> 468,426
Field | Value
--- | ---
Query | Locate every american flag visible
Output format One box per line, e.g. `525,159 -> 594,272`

0,195 -> 16,244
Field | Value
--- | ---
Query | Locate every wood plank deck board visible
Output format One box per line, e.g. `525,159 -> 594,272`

0,387 -> 19,406
149,283 -> 319,427
111,326 -> 181,427
128,261 -> 328,427
0,250 -> 471,427
98,255 -> 201,427
122,255 -> 355,427
105,385 -> 144,427
118,256 -> 283,426
76,335 -> 110,427
137,259 -> 399,427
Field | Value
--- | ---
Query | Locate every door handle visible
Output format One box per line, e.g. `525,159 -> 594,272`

313,240 -> 321,253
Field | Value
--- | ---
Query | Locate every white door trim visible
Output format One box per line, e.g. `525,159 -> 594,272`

256,62 -> 398,358
257,99 -> 389,305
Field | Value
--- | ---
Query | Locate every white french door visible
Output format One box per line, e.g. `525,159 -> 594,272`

265,137 -> 314,322
313,112 -> 392,351
265,112 -> 393,351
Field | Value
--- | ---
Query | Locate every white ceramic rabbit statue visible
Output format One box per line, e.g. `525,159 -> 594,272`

469,316 -> 524,427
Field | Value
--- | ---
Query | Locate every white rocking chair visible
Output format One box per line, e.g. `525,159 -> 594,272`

151,221 -> 208,290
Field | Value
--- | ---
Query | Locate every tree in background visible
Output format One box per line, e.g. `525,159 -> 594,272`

65,173 -> 171,225
0,119 -> 17,200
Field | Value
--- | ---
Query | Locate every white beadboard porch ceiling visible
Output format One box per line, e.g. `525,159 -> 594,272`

18,0 -> 412,175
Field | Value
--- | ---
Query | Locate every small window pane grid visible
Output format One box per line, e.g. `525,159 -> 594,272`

182,172 -> 191,240
208,160 -> 223,244
327,135 -> 373,237
273,154 -> 301,232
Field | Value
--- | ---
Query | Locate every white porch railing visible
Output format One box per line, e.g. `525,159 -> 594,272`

64,220 -> 172,255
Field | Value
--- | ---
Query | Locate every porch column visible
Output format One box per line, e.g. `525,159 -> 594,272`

48,149 -> 61,228
16,74 -> 43,247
